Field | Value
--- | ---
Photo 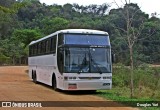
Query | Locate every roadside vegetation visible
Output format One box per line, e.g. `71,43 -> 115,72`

97,63 -> 160,110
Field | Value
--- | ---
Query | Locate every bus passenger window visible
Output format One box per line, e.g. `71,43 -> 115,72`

58,34 -> 64,46
51,36 -> 57,53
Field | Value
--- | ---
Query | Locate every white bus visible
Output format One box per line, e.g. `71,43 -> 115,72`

28,29 -> 112,90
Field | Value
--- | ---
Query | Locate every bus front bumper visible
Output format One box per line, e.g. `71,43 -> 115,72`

62,80 -> 112,90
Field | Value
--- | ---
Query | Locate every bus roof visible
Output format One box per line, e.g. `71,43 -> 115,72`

29,29 -> 109,45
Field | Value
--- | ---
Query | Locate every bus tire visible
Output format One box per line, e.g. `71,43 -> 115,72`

33,71 -> 38,84
52,74 -> 57,90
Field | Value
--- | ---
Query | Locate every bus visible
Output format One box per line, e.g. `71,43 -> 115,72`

28,29 -> 112,90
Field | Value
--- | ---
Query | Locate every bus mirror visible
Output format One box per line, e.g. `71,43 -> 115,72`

112,54 -> 115,63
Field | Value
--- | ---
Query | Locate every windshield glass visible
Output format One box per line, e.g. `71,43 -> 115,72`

65,34 -> 110,46
64,47 -> 111,73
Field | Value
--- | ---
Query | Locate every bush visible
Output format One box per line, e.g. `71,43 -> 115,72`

113,63 -> 130,87
0,54 -> 11,65
112,63 -> 160,99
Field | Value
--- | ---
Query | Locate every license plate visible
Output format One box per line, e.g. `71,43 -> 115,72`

68,84 -> 77,89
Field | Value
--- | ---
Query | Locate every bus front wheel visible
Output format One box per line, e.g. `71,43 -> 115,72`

52,74 -> 57,90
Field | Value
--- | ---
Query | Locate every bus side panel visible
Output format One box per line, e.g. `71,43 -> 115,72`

28,54 -> 59,86
28,57 -> 37,80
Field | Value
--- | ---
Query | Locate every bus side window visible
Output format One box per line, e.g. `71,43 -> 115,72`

33,45 -> 35,55
49,38 -> 51,53
36,44 -> 38,55
40,42 -> 42,54
50,38 -> 53,52
58,34 -> 63,46
29,46 -> 32,56
43,41 -> 46,54
33,44 -> 37,56
53,37 -> 57,52
46,40 -> 49,53
51,36 -> 57,53
38,43 -> 41,55
41,41 -> 45,54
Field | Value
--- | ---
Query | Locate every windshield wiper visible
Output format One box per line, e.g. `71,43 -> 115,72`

77,54 -> 88,74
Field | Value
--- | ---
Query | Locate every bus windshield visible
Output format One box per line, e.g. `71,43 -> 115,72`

64,47 -> 111,73
65,34 -> 110,46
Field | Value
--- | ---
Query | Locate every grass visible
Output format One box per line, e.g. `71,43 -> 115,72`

95,64 -> 160,110
96,87 -> 160,110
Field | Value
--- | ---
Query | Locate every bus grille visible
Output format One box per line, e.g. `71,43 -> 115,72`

78,77 -> 101,80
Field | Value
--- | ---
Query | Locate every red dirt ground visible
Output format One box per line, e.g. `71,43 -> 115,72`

0,66 -> 139,110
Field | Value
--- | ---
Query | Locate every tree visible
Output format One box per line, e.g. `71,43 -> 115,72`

0,47 -> 10,64
42,17 -> 69,35
13,29 -> 42,47
8,29 -> 42,64
0,0 -> 26,39
139,19 -> 160,63
111,0 -> 151,98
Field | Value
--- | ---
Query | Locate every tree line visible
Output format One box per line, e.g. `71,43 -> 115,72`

0,0 -> 160,65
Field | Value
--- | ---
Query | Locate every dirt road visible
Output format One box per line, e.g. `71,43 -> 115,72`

0,66 -> 138,110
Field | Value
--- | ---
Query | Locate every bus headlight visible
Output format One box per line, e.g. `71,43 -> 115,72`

103,76 -> 112,79
103,83 -> 110,86
69,77 -> 76,80
64,76 -> 68,80
64,76 -> 77,80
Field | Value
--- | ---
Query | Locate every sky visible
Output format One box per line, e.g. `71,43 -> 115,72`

39,0 -> 160,17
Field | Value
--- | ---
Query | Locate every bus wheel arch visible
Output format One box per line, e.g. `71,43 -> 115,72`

52,73 -> 57,90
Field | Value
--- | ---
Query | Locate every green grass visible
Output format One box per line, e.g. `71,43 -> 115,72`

95,64 -> 160,110
96,87 -> 160,110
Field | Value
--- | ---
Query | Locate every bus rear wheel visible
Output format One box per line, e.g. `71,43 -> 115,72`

32,71 -> 38,84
